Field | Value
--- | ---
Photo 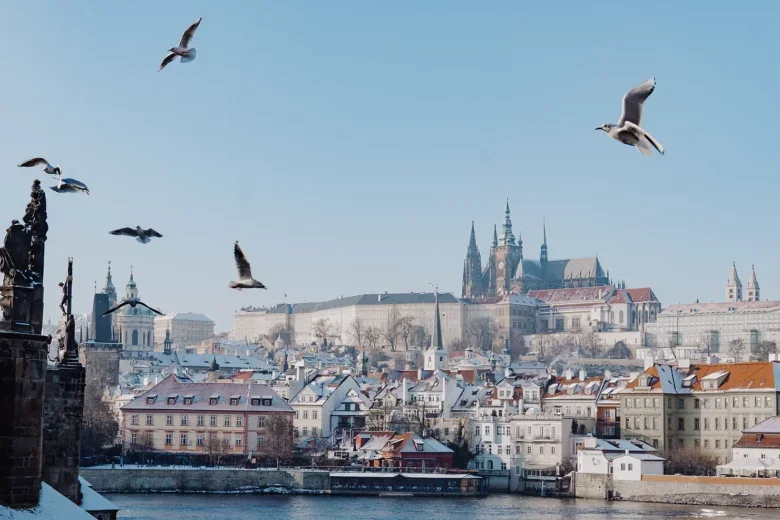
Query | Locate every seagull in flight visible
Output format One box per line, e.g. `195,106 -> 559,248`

18,157 -> 61,177
50,177 -> 90,195
159,17 -> 202,71
102,298 -> 163,317
229,242 -> 266,290
109,226 -> 163,244
596,78 -> 665,156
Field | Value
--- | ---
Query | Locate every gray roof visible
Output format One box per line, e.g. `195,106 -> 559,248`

121,375 -> 293,413
158,312 -> 214,323
744,416 -> 780,434
517,257 -> 604,282
262,292 -> 459,314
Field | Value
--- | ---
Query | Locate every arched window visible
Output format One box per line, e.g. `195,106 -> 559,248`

487,460 -> 494,470
644,310 -> 649,322
619,311 -> 624,324
132,330 -> 139,346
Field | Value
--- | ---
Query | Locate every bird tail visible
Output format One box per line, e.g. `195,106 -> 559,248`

181,48 -> 197,63
228,281 -> 240,289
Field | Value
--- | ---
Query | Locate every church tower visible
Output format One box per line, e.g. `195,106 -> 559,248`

726,262 -> 743,302
103,261 -> 118,338
424,288 -> 448,371
747,265 -> 760,301
462,221 -> 483,298
540,221 -> 548,269
494,199 -> 523,296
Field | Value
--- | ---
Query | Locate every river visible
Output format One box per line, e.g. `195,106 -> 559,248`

106,493 -> 768,520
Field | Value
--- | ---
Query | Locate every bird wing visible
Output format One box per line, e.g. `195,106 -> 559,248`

159,53 -> 177,72
102,301 -> 129,316
618,78 -> 656,127
61,178 -> 88,190
234,242 -> 253,280
110,227 -> 139,237
19,157 -> 49,168
137,301 -> 163,315
145,228 -> 163,238
179,17 -> 202,49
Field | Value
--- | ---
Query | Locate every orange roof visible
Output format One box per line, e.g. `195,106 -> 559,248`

687,362 -> 777,391
625,287 -> 657,303
735,433 -> 780,449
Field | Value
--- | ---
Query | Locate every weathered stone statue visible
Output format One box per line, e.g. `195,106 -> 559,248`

58,281 -> 67,316
0,180 -> 48,334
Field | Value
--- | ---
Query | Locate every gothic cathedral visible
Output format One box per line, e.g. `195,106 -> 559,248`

462,200 -> 610,298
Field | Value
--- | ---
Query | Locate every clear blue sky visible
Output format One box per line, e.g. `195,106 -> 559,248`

0,1 -> 778,331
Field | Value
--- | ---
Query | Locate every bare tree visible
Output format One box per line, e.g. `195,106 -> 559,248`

729,338 -> 747,361
269,323 -> 295,346
265,414 -> 294,468
466,316 -> 495,351
313,318 -> 334,349
448,338 -> 466,352
367,397 -> 396,431
399,316 -> 415,351
579,331 -> 601,359
204,433 -> 231,467
662,446 -> 718,476
410,325 -> 429,349
755,340 -> 778,361
447,419 -> 476,469
346,317 -> 365,347
381,305 -> 402,352
134,432 -> 155,465
82,386 -> 119,458
365,326 -> 381,350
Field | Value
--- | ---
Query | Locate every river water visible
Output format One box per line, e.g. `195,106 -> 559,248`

106,493 -> 768,520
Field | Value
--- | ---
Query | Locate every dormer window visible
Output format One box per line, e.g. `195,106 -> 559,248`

184,397 -> 193,405
251,398 -> 260,406
167,395 -> 178,405
230,397 -> 240,405
262,398 -> 272,406
209,395 -> 219,405
146,396 -> 157,405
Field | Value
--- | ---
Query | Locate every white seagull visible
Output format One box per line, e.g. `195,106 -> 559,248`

18,157 -> 61,177
596,78 -> 665,156
50,176 -> 90,195
159,17 -> 202,71
109,226 -> 163,244
229,242 -> 266,290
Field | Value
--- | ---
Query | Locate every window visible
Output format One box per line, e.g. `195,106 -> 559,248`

230,397 -> 239,405
743,417 -> 748,429
498,445 -> 503,455
694,399 -> 700,409
197,415 -> 204,426
485,426 -> 491,435
678,418 -> 684,431
236,416 -> 243,427
694,418 -> 700,431
620,463 -> 626,471
605,410 -> 611,418
146,415 -> 154,426
666,417 -> 671,431
733,397 -> 739,408
694,439 -> 700,448
539,446 -> 544,454
295,411 -> 299,419
302,427 -> 308,436
197,434 -> 204,446
131,414 -> 139,426
180,415 -> 188,426
235,435 -> 242,447
165,415 -> 173,426
303,410 -> 309,420
475,426 -> 480,435
677,399 -> 684,410
732,417 -> 737,430
756,397 -> 762,407
715,440 -> 720,449
294,427 -> 299,437
262,399 -> 272,406
704,418 -> 710,430
715,399 -> 721,409
572,317 -> 580,328
652,417 -> 658,430
312,427 -> 318,437
224,416 -> 231,427
635,398 -> 640,408
704,440 -> 710,448
165,433 -> 173,445
146,432 -> 153,445
644,417 -> 650,429
551,426 -> 556,438
767,396 -> 773,408
743,397 -> 749,407
257,436 -> 264,447
210,397 -> 218,405
501,463 -> 507,470
184,397 -> 193,405
527,445 -> 532,454
628,463 -> 633,471
761,453 -> 767,459
716,418 -> 721,430
210,415 -> 217,427
653,398 -> 659,408
131,432 -> 138,444
619,311 -> 624,324
146,396 -> 156,405
445,427 -> 450,436
180,433 -> 187,446
551,446 -> 556,455
167,397 -> 177,405
576,406 -> 582,416
625,417 -> 629,429
313,411 -> 318,420
258,416 -> 266,428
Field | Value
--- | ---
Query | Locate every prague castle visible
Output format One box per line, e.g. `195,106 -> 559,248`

462,200 -> 609,298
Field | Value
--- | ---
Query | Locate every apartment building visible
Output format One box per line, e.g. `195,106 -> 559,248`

120,375 -> 292,456
619,361 -> 780,463
541,369 -> 604,425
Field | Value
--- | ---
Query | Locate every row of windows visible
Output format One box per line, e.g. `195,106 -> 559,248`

145,396 -> 273,406
293,427 -> 319,437
625,395 -> 774,410
626,414 -> 765,431
131,431 -> 270,449
294,410 -> 319,420
131,414 -> 271,428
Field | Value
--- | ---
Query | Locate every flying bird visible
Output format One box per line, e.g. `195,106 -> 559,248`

596,78 -> 665,156
50,177 -> 90,195
109,226 -> 163,244
229,242 -> 266,290
18,157 -> 61,177
102,298 -> 163,316
159,17 -> 202,71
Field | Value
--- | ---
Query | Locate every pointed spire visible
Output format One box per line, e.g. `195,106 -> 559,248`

498,199 -> 515,246
540,220 -> 548,265
492,225 -> 498,247
431,287 -> 444,351
749,265 -> 759,288
728,261 -> 741,285
468,221 -> 477,249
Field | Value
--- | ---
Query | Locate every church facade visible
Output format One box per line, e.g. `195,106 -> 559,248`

462,200 -> 609,298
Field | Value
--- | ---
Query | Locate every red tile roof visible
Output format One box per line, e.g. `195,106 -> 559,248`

529,285 -> 613,304
625,288 -> 657,303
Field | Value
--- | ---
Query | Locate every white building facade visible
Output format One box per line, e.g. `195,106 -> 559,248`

154,312 -> 215,348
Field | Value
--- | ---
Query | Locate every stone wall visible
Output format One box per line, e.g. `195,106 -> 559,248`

41,363 -> 85,503
0,332 -> 48,508
80,468 -> 330,493
613,475 -> 780,508
78,344 -> 120,390
573,472 -> 611,499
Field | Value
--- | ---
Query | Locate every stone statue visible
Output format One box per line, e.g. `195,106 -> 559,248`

65,314 -> 77,354
0,180 -> 48,334
58,282 -> 67,316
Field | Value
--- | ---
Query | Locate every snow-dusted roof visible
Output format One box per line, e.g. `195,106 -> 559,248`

78,477 -> 119,513
157,312 -> 214,323
0,483 -> 95,519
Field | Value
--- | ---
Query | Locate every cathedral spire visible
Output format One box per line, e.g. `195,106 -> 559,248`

540,220 -> 548,266
492,225 -> 498,247
747,264 -> 760,301
103,261 -> 115,294
468,221 -> 477,250
462,221 -> 483,298
498,198 -> 515,246
726,261 -> 742,302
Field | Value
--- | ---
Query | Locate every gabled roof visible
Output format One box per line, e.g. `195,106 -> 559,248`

744,416 -> 780,434
529,285 -> 613,305
260,292 -> 460,315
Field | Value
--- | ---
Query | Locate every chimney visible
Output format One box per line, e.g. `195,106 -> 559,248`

377,294 -> 382,303
417,368 -> 423,381
504,366 -> 512,378
402,378 -> 408,404
579,369 -> 586,381
604,370 -> 612,380
678,359 -> 691,369
643,356 -> 655,370
564,368 -> 574,380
